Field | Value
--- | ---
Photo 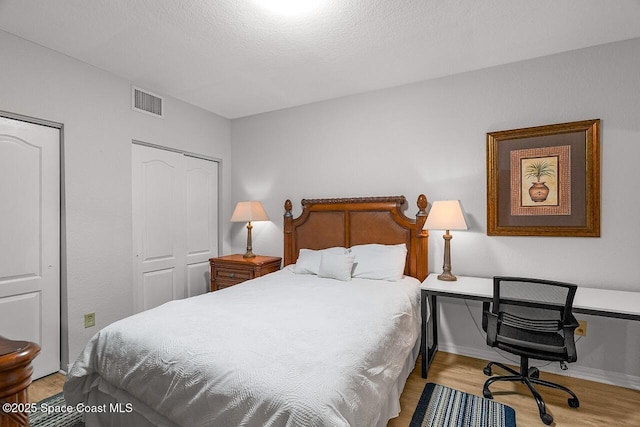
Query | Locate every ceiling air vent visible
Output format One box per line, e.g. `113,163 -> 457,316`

132,86 -> 164,118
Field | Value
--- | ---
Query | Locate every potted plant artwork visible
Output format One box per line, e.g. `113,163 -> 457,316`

524,159 -> 554,202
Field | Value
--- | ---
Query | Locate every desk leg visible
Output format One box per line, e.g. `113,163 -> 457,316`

421,291 -> 439,378
421,290 -> 427,377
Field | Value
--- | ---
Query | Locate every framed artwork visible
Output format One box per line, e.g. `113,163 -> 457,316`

486,119 -> 600,236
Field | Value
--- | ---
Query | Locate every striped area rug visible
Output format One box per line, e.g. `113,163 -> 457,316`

30,393 -> 84,427
410,383 -> 516,427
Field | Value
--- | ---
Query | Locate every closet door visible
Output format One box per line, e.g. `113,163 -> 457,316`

132,144 -> 218,313
0,116 -> 60,379
185,155 -> 219,297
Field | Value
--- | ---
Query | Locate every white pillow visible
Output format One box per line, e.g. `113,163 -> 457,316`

350,243 -> 407,281
318,251 -> 355,281
293,247 -> 348,275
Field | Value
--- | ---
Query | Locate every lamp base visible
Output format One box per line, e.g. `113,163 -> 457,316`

437,271 -> 457,281
438,231 -> 457,281
243,221 -> 256,258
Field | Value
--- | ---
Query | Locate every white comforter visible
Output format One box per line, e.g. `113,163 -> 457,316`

64,268 -> 421,427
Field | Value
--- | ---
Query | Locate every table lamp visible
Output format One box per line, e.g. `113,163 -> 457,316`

423,200 -> 468,281
231,201 -> 269,258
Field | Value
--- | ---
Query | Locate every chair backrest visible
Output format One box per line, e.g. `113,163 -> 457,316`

492,276 -> 577,331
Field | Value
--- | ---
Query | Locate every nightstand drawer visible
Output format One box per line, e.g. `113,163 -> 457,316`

216,278 -> 245,289
215,268 -> 252,282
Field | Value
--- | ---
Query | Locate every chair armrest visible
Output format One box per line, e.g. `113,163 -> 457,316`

563,313 -> 579,362
485,311 -> 499,346
482,301 -> 490,332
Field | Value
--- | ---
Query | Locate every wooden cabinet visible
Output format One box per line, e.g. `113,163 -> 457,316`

0,337 -> 40,427
209,255 -> 281,291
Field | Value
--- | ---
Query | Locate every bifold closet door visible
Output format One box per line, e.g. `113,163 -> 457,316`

132,144 -> 218,313
0,116 -> 60,379
184,154 -> 219,298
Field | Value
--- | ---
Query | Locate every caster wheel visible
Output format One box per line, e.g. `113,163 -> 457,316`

529,367 -> 540,378
483,388 -> 493,399
483,367 -> 492,376
568,397 -> 580,408
541,413 -> 553,425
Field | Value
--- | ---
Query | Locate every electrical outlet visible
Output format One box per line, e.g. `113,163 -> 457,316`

84,312 -> 96,328
575,320 -> 587,336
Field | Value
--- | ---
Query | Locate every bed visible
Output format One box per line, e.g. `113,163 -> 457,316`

64,195 -> 429,427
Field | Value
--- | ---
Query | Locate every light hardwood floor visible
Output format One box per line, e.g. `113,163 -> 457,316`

27,371 -> 65,403
28,352 -> 640,426
390,352 -> 640,427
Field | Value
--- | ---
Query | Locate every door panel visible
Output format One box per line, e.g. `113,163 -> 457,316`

143,160 -> 179,261
133,145 -> 185,312
0,116 -> 60,379
133,144 -> 219,312
185,156 -> 218,298
186,169 -> 212,253
0,293 -> 40,345
187,262 -> 210,297
142,268 -> 175,310
1,138 -> 39,279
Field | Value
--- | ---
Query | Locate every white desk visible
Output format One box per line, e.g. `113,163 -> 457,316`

420,274 -> 640,378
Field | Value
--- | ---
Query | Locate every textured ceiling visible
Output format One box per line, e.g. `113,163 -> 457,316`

1,0 -> 640,119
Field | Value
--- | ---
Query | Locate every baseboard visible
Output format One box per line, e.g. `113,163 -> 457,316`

438,342 -> 640,391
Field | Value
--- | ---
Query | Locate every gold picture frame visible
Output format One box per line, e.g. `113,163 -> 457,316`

487,119 -> 600,236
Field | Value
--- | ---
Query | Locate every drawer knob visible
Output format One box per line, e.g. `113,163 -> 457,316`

230,273 -> 236,278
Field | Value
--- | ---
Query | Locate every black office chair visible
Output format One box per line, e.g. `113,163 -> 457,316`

482,276 -> 580,425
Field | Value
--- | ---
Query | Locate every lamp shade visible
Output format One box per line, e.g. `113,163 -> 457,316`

423,200 -> 468,231
230,201 -> 269,223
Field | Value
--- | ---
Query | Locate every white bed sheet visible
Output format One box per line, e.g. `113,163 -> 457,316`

64,268 -> 421,427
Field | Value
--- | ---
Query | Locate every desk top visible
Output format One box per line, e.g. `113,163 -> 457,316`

421,274 -> 640,321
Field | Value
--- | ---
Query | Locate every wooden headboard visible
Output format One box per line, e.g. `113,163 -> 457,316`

283,195 -> 429,281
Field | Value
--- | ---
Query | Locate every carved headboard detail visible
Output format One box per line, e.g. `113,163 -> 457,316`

283,195 -> 429,281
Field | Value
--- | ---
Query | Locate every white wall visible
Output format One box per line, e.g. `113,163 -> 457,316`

0,31 -> 232,368
230,38 -> 640,387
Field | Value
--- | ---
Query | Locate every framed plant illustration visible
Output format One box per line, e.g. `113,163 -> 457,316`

486,119 -> 600,236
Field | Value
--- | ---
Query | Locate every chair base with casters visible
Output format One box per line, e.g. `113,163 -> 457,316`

482,356 -> 579,425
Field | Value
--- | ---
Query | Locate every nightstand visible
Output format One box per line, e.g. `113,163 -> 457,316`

209,254 -> 282,291
0,336 -> 40,427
